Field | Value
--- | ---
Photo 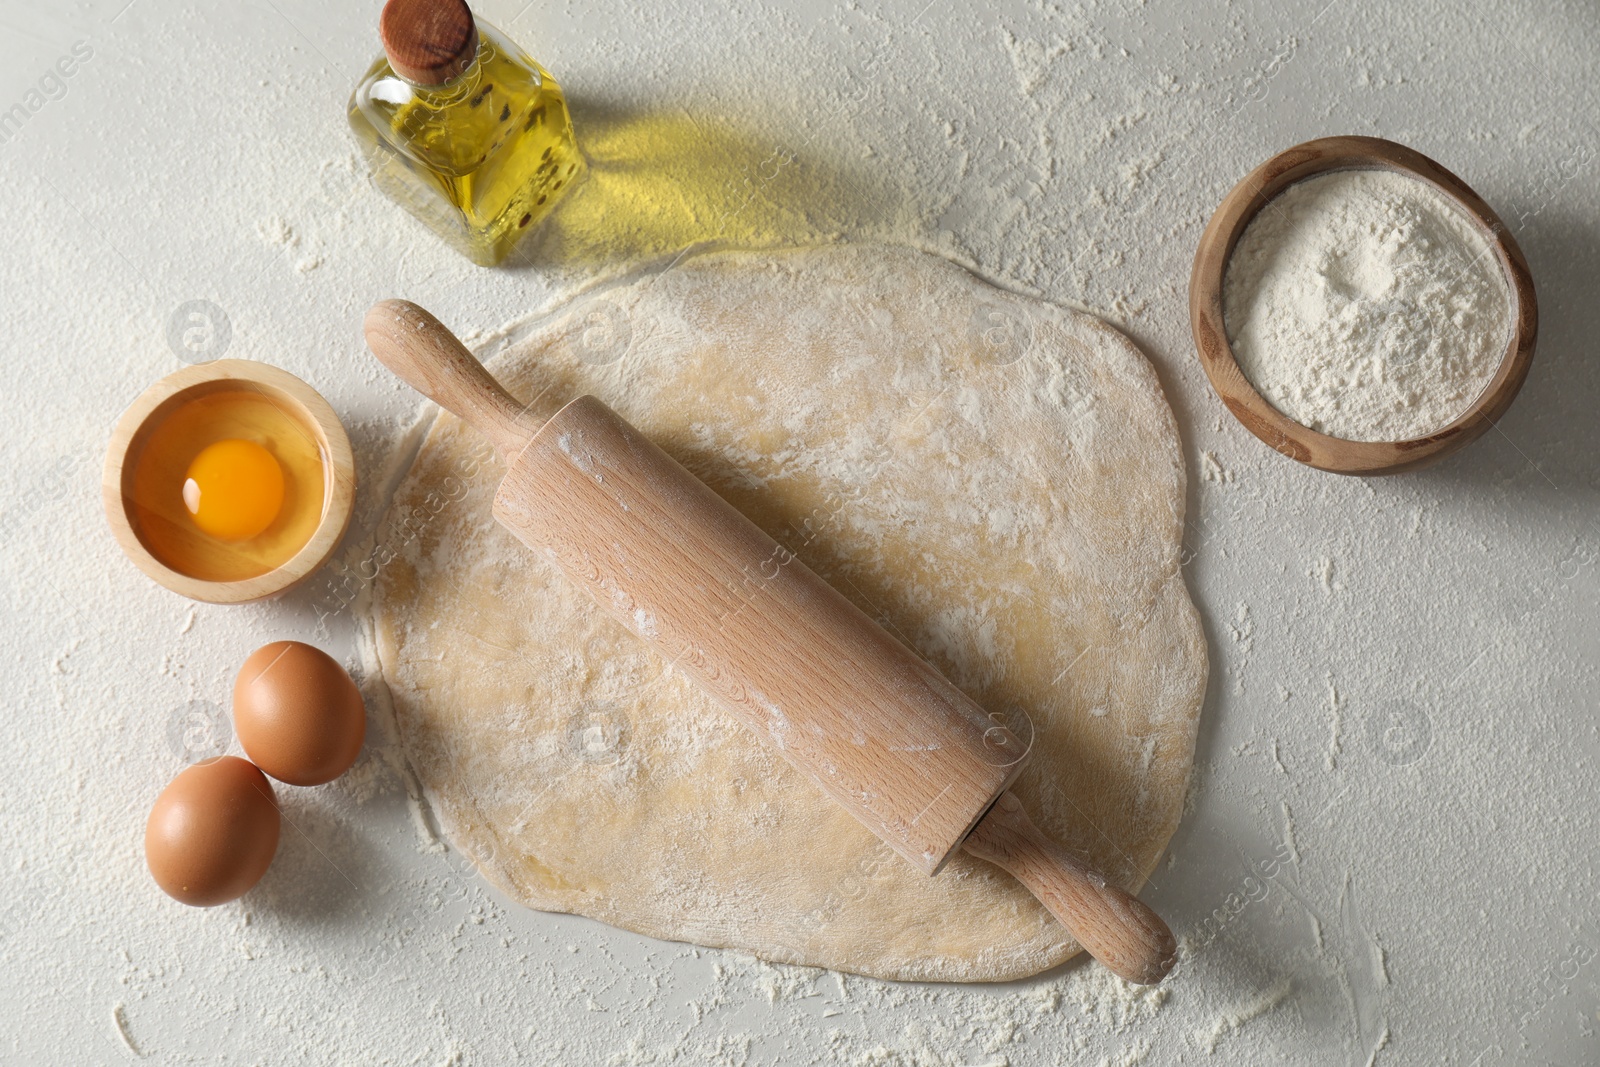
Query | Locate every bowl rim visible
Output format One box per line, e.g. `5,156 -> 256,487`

1188,135 -> 1539,475
101,359 -> 355,604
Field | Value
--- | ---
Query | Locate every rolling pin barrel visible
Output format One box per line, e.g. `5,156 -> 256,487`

364,299 -> 1176,984
501,393 -> 1029,874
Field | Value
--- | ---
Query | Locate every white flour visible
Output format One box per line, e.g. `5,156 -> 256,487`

1222,168 -> 1512,442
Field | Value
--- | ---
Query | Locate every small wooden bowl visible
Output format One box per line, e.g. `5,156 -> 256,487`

1190,135 -> 1538,475
102,360 -> 355,604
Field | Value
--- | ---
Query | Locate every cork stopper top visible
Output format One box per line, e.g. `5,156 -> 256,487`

380,0 -> 480,86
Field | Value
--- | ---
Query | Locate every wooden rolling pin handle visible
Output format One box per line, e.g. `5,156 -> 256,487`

364,299 -> 535,463
962,791 -> 1177,985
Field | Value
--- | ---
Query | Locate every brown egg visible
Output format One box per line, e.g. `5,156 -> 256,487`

233,641 -> 366,786
145,756 -> 280,907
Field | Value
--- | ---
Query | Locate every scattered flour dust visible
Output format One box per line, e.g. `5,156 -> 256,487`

1195,978 -> 1294,1053
1223,168 -> 1512,442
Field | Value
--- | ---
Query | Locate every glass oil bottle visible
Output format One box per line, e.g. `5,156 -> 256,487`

348,0 -> 583,266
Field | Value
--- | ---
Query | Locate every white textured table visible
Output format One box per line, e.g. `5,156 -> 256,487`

2,0 -> 1596,1063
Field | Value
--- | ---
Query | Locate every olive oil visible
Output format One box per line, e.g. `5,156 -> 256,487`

348,2 -> 582,267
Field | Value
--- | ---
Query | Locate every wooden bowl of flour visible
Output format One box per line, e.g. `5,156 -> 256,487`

1190,136 -> 1538,475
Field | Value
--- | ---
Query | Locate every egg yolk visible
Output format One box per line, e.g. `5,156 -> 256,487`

182,439 -> 285,542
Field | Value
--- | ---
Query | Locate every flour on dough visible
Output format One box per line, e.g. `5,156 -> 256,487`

367,244 -> 1206,982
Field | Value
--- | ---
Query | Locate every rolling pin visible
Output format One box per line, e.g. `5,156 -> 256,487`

365,300 -> 1177,984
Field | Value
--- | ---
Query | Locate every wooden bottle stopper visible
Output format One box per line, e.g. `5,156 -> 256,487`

380,0 -> 480,86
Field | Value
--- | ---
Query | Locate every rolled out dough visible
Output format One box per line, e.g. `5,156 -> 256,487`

368,244 -> 1206,982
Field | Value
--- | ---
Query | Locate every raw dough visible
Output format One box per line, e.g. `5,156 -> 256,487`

367,244 -> 1205,982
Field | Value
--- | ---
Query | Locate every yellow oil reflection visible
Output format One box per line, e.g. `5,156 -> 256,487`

503,102 -> 905,271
